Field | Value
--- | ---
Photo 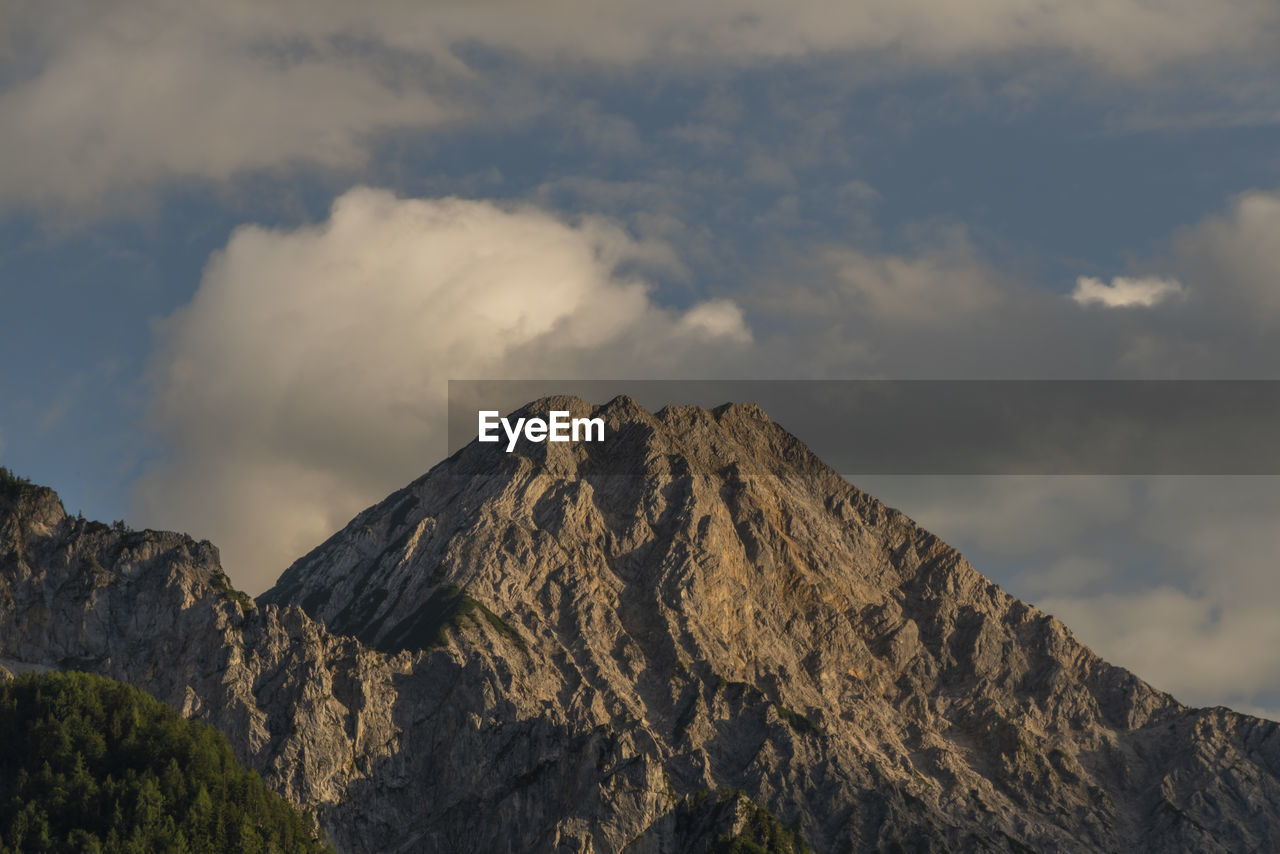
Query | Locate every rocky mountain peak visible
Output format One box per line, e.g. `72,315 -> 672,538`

0,478 -> 66,534
250,395 -> 1280,851
445,394 -> 792,481
261,395 -> 858,653
6,400 -> 1280,852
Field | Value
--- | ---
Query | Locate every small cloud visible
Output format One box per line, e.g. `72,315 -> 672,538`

822,234 -> 1003,326
1071,275 -> 1183,308
678,299 -> 753,343
37,374 -> 87,436
744,152 -> 797,189
836,180 -> 881,205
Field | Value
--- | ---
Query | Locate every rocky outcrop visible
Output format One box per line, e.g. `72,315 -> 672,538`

0,485 -> 407,847
6,396 -> 1280,852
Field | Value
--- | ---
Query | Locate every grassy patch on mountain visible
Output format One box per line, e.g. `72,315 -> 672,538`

773,704 -> 825,738
710,791 -> 813,854
381,584 -> 526,653
209,570 -> 254,616
676,789 -> 813,854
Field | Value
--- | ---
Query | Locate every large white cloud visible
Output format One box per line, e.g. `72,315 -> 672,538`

4,0 -> 1278,210
134,187 -> 751,593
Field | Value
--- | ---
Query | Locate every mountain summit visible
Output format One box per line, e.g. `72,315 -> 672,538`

5,398 -> 1280,852
259,395 -> 1280,851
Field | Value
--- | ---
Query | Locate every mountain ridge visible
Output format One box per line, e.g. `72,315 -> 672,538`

4,396 -> 1280,851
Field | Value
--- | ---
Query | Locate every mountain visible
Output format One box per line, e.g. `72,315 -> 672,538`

0,475 -> 408,851
4,397 -> 1280,852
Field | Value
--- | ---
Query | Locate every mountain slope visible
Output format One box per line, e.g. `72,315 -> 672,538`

4,397 -> 1280,852
261,395 -> 1280,851
0,483 -> 408,851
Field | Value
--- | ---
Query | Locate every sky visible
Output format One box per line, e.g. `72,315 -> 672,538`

3,1 -> 1280,716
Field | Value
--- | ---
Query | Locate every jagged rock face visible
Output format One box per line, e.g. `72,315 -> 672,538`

0,486 -> 409,848
5,397 -> 1280,852
261,395 -> 1280,852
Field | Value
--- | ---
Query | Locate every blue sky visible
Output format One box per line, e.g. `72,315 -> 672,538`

4,1 -> 1280,716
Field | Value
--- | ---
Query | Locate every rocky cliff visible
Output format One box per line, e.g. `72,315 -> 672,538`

4,397 -> 1280,852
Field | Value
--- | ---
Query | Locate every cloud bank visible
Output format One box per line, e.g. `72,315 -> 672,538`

859,475 -> 1280,719
4,0 -> 1277,210
135,187 -> 751,592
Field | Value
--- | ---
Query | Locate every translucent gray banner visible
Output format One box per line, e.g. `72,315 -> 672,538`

447,380 -> 1280,474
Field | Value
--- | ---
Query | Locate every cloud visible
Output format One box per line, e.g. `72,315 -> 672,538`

1038,584 -> 1280,709
1009,556 -> 1111,598
748,185 -> 1280,380
1034,475 -> 1280,711
134,187 -> 752,593
828,251 -> 995,325
746,227 -> 1076,377
1071,275 -> 1184,308
862,474 -> 1280,716
0,5 -> 453,213
678,300 -> 753,343
1082,188 -> 1280,375
854,476 -> 1141,562
4,1 -> 1278,211
1174,190 -> 1280,319
333,0 -> 1279,74
820,231 -> 1004,326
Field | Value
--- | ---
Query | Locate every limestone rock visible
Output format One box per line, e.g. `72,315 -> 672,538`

6,396 -> 1280,852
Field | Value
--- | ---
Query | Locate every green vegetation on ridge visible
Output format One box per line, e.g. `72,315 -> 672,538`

688,789 -> 814,854
0,467 -> 33,500
209,571 -> 254,616
0,671 -> 332,854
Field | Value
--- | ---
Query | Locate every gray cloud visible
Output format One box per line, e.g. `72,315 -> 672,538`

747,186 -> 1280,379
746,226 -> 1096,378
859,475 -> 1280,719
1037,473 -> 1280,719
1173,191 -> 1280,323
0,4 -> 453,212
4,0 -> 1277,211
821,232 -> 1005,326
